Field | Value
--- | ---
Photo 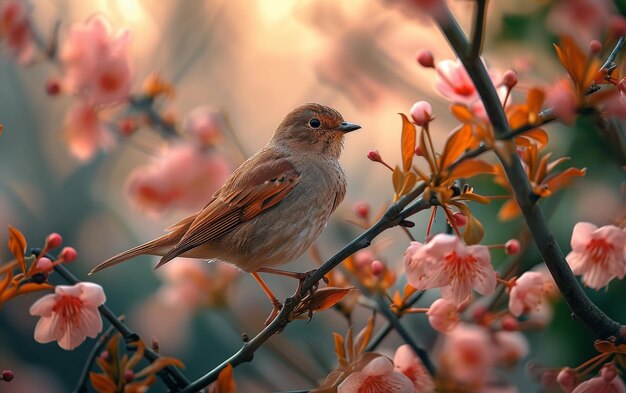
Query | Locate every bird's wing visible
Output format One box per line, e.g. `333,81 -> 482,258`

155,153 -> 300,268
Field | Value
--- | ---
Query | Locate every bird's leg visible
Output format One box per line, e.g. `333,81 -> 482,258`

251,272 -> 282,325
256,267 -> 329,299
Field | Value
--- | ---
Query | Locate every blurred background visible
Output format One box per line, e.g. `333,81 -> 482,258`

0,0 -> 624,392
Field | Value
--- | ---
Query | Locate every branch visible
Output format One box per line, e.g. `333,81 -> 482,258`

433,6 -> 622,339
73,324 -> 116,393
179,184 -> 430,392
52,264 -> 190,391
601,35 -> 625,72
372,295 -> 435,374
365,290 -> 426,351
470,0 -> 488,57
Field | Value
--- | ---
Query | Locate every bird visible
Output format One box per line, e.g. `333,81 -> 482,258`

90,103 -> 360,318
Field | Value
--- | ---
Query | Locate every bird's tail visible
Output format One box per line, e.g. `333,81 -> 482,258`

89,234 -> 174,274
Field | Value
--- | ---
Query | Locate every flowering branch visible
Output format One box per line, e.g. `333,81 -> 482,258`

433,5 -> 623,339
179,185 -> 431,392
51,263 -> 190,390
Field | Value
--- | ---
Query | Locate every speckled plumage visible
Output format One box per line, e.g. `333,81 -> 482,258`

90,103 -> 358,274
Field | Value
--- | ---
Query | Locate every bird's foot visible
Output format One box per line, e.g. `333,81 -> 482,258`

294,269 -> 329,300
264,299 -> 283,326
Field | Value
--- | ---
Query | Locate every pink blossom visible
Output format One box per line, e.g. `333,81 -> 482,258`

125,143 -> 232,214
438,324 -> 494,387
0,0 -> 34,64
404,234 -> 496,305
547,0 -> 615,48
338,356 -> 414,393
184,107 -> 224,146
493,331 -> 529,367
434,58 -> 506,121
545,78 -> 577,124
557,368 -> 578,393
426,298 -> 459,333
64,101 -> 113,161
29,282 -> 106,350
60,15 -> 131,106
572,364 -> 626,393
393,345 -> 435,392
508,271 -> 545,317
157,258 -> 239,310
603,93 -> 626,118
566,222 -> 626,290
410,101 -> 433,126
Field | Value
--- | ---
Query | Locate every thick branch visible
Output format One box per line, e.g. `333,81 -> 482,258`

434,7 -> 622,339
470,0 -> 488,57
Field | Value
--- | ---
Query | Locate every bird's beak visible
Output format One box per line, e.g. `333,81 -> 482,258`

338,121 -> 361,133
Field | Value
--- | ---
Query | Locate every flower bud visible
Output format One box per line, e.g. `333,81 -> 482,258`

505,239 -> 521,255
556,367 -> 577,393
45,78 -> 61,96
502,70 -> 518,89
410,101 -> 433,126
451,212 -> 467,227
36,257 -> 54,273
370,260 -> 385,277
123,369 -> 135,383
1,370 -> 14,382
46,233 -> 63,249
353,201 -> 370,219
415,49 -> 434,68
500,315 -> 519,331
367,150 -> 382,162
589,40 -> 602,55
119,118 -> 138,136
601,364 -> 618,382
59,247 -> 78,262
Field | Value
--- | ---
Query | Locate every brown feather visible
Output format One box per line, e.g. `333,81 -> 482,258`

154,154 -> 300,269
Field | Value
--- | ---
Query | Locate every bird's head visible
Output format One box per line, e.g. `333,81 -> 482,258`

271,103 -> 360,159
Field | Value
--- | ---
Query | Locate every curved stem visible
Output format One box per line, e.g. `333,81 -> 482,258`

434,6 -> 622,339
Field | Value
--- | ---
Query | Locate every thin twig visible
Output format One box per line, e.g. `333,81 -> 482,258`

601,35 -> 625,72
434,5 -> 622,339
372,295 -> 435,374
365,289 -> 427,352
470,0 -> 488,57
52,264 -> 190,391
73,324 -> 117,393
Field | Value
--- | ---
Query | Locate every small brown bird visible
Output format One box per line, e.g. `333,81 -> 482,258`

90,103 -> 359,311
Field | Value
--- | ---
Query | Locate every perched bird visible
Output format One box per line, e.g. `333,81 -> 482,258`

90,103 -> 359,312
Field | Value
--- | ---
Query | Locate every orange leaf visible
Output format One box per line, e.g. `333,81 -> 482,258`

440,124 -> 473,170
527,88 -> 545,124
523,128 -> 549,146
450,104 -> 475,123
89,372 -> 116,393
463,213 -> 485,245
498,199 -> 521,221
333,332 -> 346,361
135,356 -> 185,379
0,271 -> 12,295
392,165 -> 403,197
308,287 -> 355,312
8,226 -> 27,273
214,364 -> 236,393
17,282 -> 52,296
458,192 -> 491,204
354,315 -> 375,354
448,159 -> 495,180
399,171 -> 417,198
399,114 -> 416,172
544,167 -> 586,192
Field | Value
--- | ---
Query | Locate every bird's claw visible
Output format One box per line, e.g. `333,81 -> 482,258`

264,299 -> 283,326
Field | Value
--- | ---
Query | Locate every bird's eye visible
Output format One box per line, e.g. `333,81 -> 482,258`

309,118 -> 321,128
